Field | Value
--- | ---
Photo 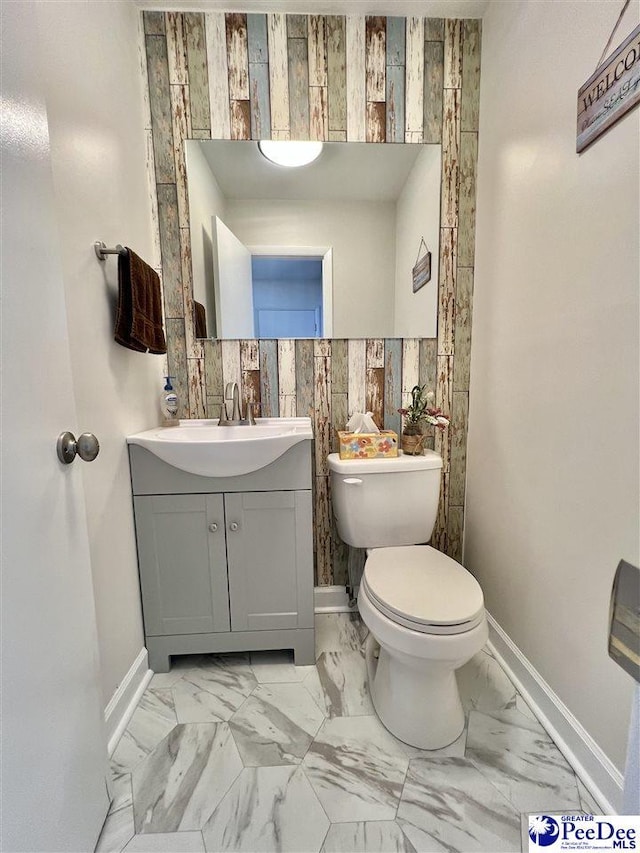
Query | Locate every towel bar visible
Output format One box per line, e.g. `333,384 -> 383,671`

94,241 -> 126,262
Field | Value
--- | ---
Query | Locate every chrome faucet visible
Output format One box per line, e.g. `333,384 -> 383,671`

219,382 -> 257,426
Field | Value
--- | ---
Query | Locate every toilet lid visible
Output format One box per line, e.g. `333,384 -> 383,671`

362,546 -> 485,635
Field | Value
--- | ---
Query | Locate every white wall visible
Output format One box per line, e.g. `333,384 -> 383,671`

394,145 -> 441,338
35,1 -> 161,706
225,198 -> 397,337
186,141 -> 226,334
466,0 -> 639,775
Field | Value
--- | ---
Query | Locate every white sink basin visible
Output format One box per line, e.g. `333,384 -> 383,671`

127,417 -> 313,477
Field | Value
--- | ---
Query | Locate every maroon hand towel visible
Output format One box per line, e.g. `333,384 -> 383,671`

114,248 -> 166,354
194,301 -> 207,338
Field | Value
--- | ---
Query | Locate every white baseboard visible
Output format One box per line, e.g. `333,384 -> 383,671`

104,648 -> 153,756
486,612 -> 623,814
314,585 -> 355,613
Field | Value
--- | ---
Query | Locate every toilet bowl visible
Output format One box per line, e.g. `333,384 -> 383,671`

359,545 -> 488,749
327,451 -> 488,750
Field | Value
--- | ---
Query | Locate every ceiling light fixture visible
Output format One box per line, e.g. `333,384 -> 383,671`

258,140 -> 323,168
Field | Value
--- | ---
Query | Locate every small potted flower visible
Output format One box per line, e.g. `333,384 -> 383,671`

398,385 -> 449,455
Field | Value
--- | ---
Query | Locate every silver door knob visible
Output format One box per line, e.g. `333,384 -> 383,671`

208,523 -> 218,532
57,431 -> 100,465
229,522 -> 239,532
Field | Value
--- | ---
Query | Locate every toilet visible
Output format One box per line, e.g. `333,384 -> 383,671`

328,450 -> 488,749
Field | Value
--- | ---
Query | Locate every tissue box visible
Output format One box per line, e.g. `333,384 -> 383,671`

337,430 -> 398,459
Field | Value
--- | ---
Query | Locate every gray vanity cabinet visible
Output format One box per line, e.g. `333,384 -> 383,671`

133,493 -> 230,637
128,442 -> 315,673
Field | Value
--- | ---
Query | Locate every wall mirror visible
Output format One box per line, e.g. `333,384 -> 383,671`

186,139 -> 441,340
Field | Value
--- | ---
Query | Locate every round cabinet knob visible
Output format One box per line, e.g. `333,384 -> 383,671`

229,522 -> 239,532
208,523 -> 218,533
76,432 -> 100,462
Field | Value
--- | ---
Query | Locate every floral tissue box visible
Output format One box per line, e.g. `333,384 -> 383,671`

337,430 -> 398,459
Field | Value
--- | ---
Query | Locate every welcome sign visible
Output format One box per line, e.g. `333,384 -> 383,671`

577,23 -> 640,153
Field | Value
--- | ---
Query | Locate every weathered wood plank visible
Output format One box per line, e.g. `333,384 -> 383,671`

346,17 -> 366,142
206,394 -> 223,418
180,227 -> 203,361
157,183 -> 182,319
314,355 -> 332,476
461,19 -> 481,132
366,367 -> 385,430
432,471 -> 449,553
144,129 -> 162,270
267,14 -> 289,135
247,13 -> 269,63
444,19 -> 463,89
230,99 -> 251,140
365,16 -> 386,102
205,13 -> 231,140
447,505 -> 463,562
419,337 -> 437,391
329,130 -> 347,141
240,338 -> 260,370
310,86 -> 328,141
384,338 -> 402,435
226,13 -> 249,101
166,12 -> 188,85
327,16 -> 346,132
424,18 -> 444,42
386,64 -> 405,143
144,11 -> 165,36
366,338 -> 384,368
315,475 -> 333,586
331,510 -> 349,587
169,85 -> 192,228
278,339 -> 296,398
331,392 -> 348,448
405,17 -> 424,142
424,39 -> 444,144
249,60 -> 271,139
242,369 -> 261,414
434,355 -> 453,472
441,88 -> 461,228
314,339 -> 331,358
184,13 -> 211,132
308,15 -> 328,87
259,339 -> 278,417
138,12 -> 153,131
187,357 -> 206,418
166,318 -> 188,419
221,339 -> 241,390
295,339 -> 314,417
288,36 -> 310,140
287,15 -> 307,39
458,131 -> 478,268
453,268 -> 473,393
347,338 -> 366,416
203,338 -> 223,397
401,338 -> 420,410
437,227 -> 457,356
146,35 -> 175,184
331,339 -> 348,393
366,102 -> 386,142
449,391 -> 469,507
386,17 -> 405,66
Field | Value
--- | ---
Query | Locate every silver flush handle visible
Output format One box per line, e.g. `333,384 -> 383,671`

343,477 -> 363,486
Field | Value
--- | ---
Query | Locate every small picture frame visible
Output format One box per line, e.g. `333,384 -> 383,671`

412,238 -> 431,293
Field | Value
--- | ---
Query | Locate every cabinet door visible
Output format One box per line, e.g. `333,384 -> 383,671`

134,494 -> 230,636
225,491 -> 314,632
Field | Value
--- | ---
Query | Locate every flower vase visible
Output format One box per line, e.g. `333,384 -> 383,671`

401,433 -> 425,455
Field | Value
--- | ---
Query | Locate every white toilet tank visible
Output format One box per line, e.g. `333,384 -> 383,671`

327,451 -> 443,548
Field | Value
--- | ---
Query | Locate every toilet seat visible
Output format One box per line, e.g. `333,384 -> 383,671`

362,546 -> 485,636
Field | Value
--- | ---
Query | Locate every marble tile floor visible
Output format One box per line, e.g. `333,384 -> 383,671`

98,613 -> 598,853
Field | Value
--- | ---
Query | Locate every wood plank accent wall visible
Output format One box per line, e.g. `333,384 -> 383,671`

142,11 -> 481,584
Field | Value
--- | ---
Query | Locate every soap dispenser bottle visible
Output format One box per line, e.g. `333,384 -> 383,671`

160,376 -> 179,427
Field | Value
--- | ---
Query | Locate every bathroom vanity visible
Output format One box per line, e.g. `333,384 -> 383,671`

127,421 -> 314,673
